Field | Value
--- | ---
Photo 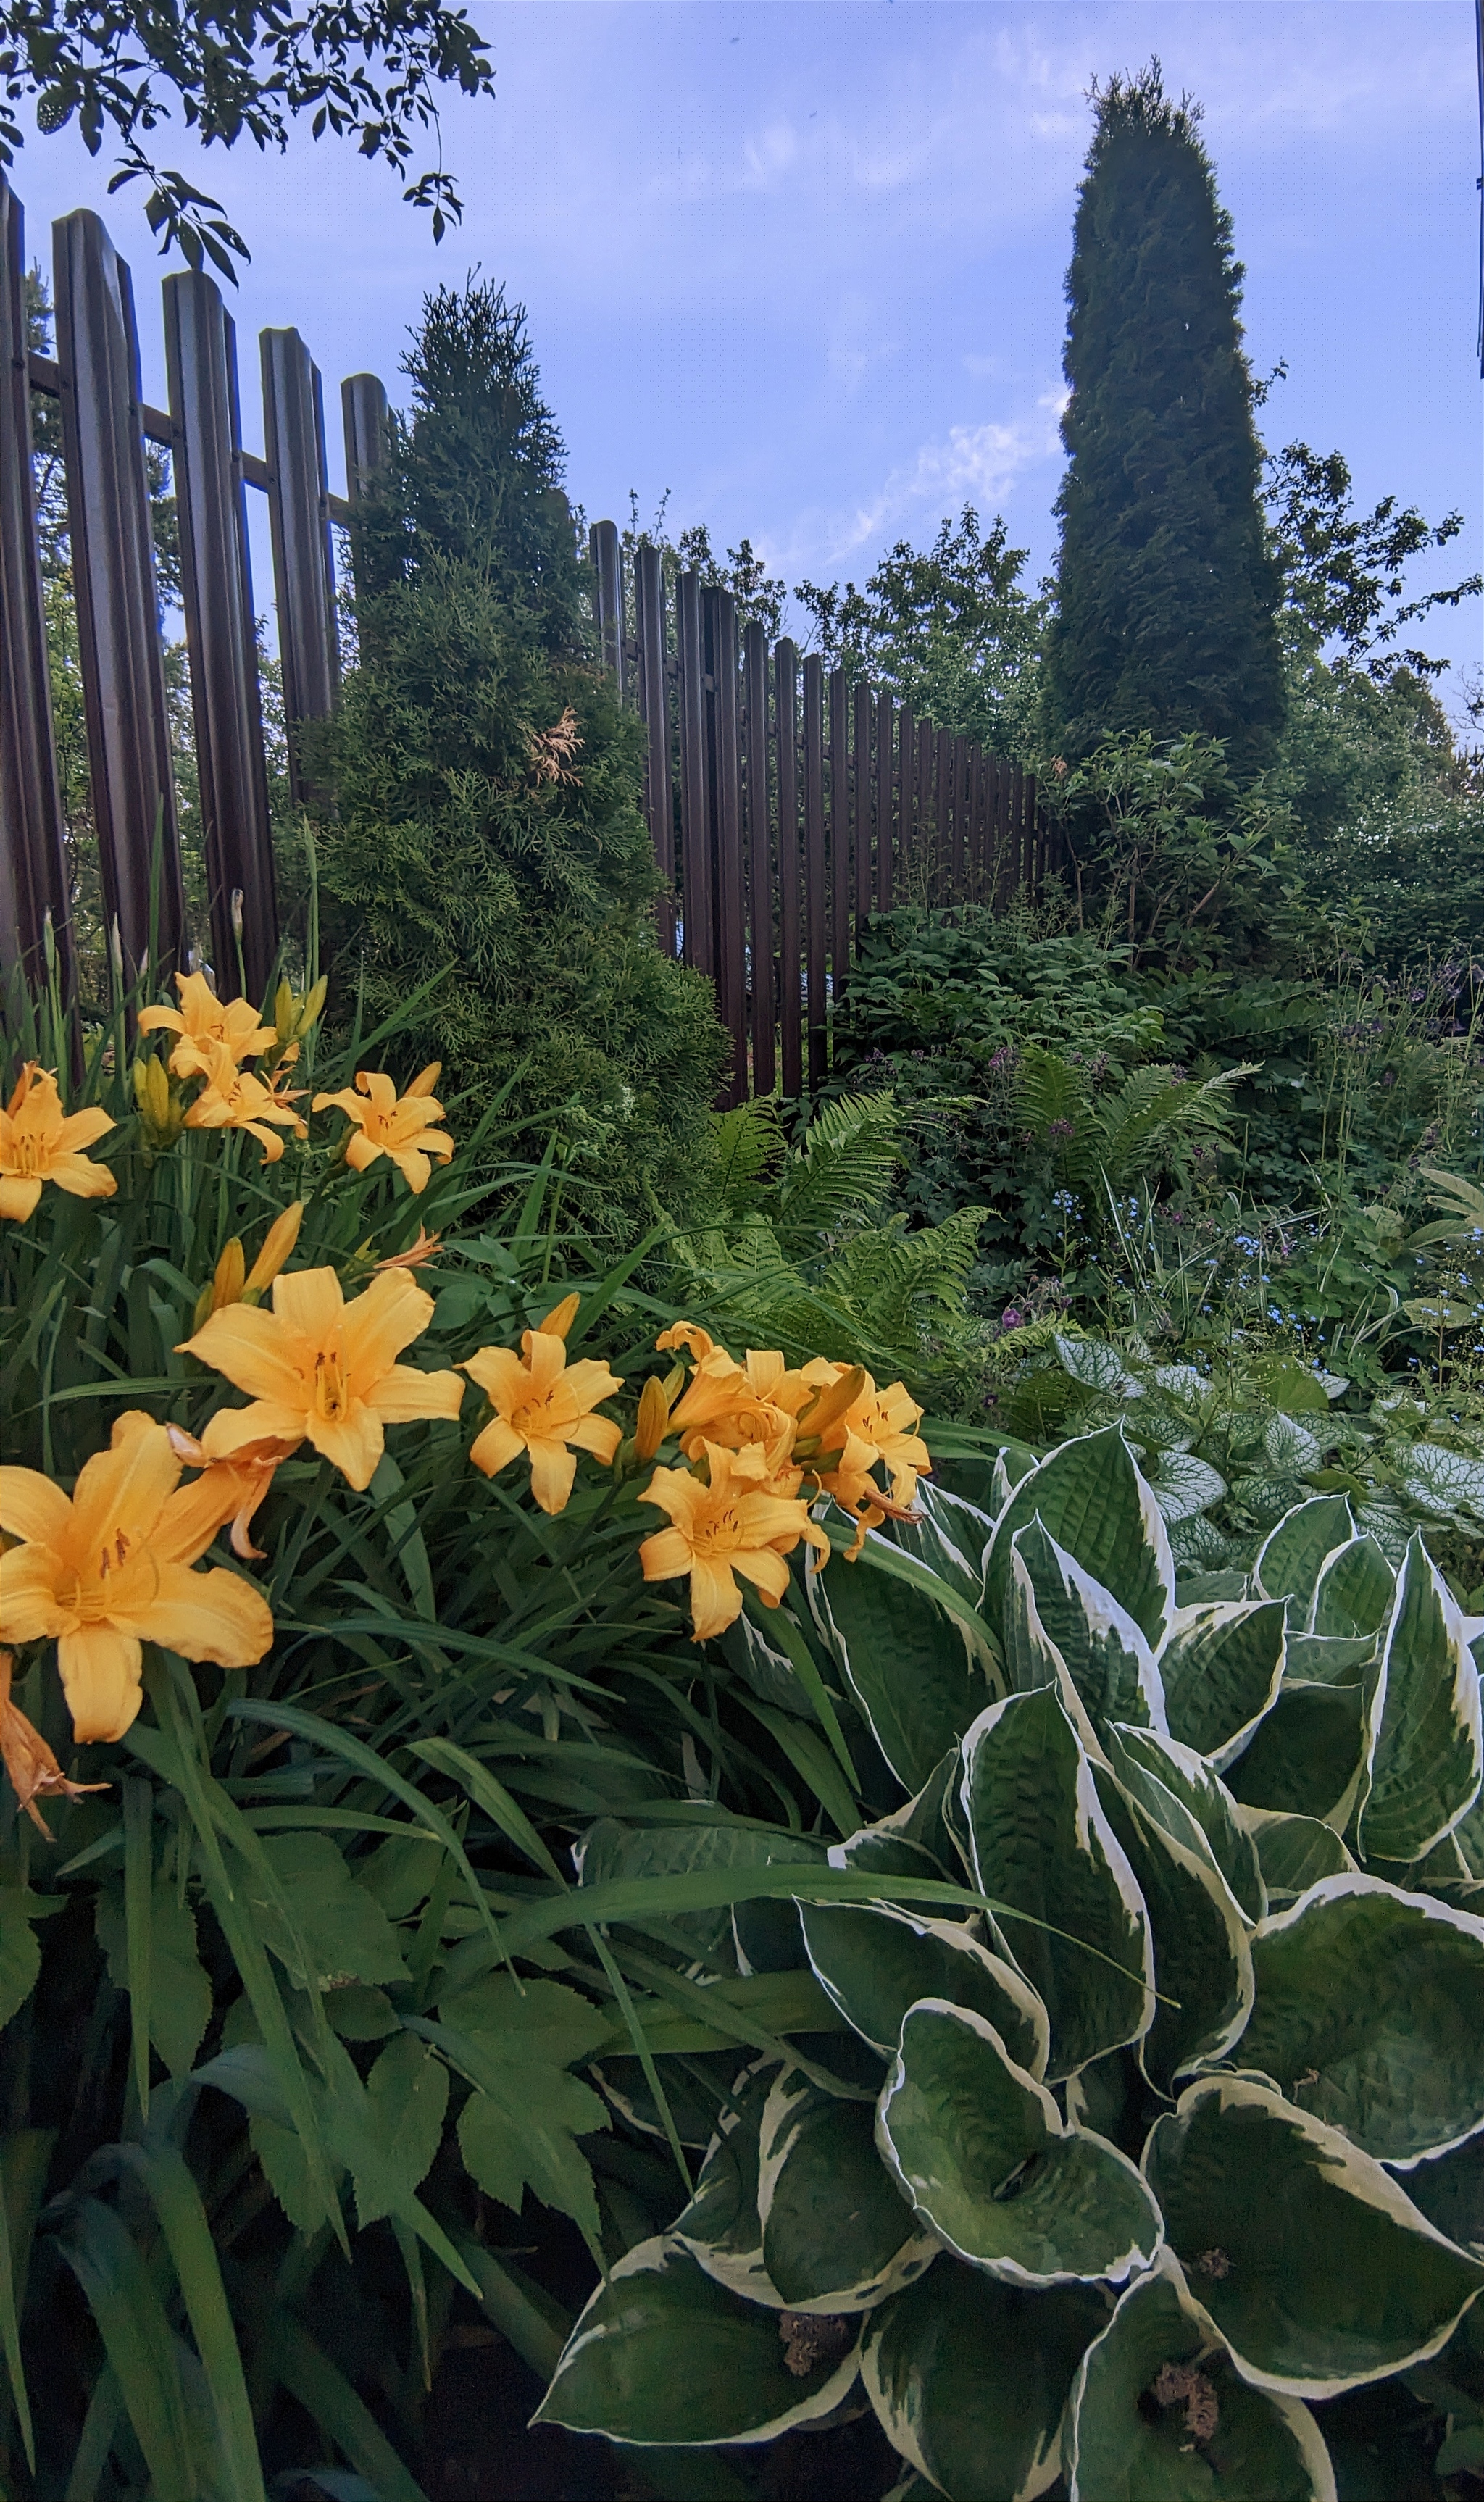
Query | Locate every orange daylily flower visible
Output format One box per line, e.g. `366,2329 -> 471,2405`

0,1413 -> 273,1742
312,1064 -> 454,1195
138,970 -> 277,1076
665,1338 -> 815,1465
462,1330 -> 622,1515
182,1266 -> 464,1493
166,1425 -> 299,1561
805,1367 -> 930,1557
0,1650 -> 109,1837
183,1039 -> 307,1164
638,1440 -> 829,1643
0,1064 -> 115,1222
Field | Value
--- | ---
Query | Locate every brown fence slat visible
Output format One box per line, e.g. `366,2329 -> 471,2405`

775,637 -> 801,1100
802,654 -> 827,1093
589,517 -> 622,692
917,720 -> 934,901
852,677 -> 872,936
675,570 -> 712,976
828,666 -> 849,1021
708,588 -> 746,1106
875,692 -> 894,912
897,705 -> 914,896
635,542 -> 673,953
53,207 -> 183,983
341,372 -> 388,501
950,735 -> 967,896
1027,772 -> 1041,893
0,177 -> 72,996
260,328 -> 338,806
933,725 -> 951,904
743,620 -> 775,1097
164,272 -> 277,1001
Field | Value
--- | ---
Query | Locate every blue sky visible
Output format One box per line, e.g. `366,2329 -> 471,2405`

12,1 -> 1482,709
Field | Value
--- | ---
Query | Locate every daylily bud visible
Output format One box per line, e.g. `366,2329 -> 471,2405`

230,890 -> 245,943
538,1292 -> 581,1341
132,1051 -> 183,1154
271,973 -> 329,1054
243,1200 -> 304,1300
797,1365 -> 867,1441
211,1238 -> 246,1312
661,1362 -> 687,1404
634,1374 -> 670,1463
405,1061 -> 442,1099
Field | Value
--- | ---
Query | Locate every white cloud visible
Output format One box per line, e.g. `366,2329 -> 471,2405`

773,387 -> 1068,577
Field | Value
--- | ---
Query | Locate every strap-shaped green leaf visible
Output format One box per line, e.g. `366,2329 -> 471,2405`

51,2197 -> 197,2501
114,2140 -> 265,2502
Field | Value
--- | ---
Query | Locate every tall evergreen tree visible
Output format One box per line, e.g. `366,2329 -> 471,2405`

315,280 -> 725,1224
1045,64 -> 1286,775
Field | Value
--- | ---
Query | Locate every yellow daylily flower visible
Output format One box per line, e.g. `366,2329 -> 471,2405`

0,1650 -> 109,1837
0,1064 -> 115,1222
166,1425 -> 299,1561
638,1440 -> 829,1643
183,1039 -> 307,1164
0,1413 -> 273,1742
809,1369 -> 930,1557
665,1338 -> 815,1466
138,970 -> 277,1077
312,1064 -> 454,1195
181,1267 -> 464,1494
462,1330 -> 622,1515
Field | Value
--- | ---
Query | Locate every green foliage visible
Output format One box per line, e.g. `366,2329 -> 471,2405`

538,1435 -> 1484,2495
314,279 -> 725,1227
1046,63 -> 1286,776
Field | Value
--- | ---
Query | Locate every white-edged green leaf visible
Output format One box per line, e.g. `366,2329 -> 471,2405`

576,1819 -> 823,1958
1404,2132 -> 1484,2258
960,1690 -> 1154,2082
864,2261 -> 1106,2502
672,2061 -> 778,2301
1262,1415 -> 1324,1478
1066,2249 -> 1337,2502
1356,1535 -> 1484,1864
1093,1765 -> 1254,2098
985,1427 -> 1174,1653
891,1479 -> 993,1609
1146,1452 -> 1229,1526
757,2069 -> 934,2311
1225,1685 -> 1364,1830
534,2237 -> 860,2444
1010,1522 -> 1165,1739
1240,1875 -> 1484,2164
1235,1809 -> 1358,1903
1103,1726 -> 1264,1926
1143,2074 -> 1484,2395
828,1755 -> 959,1887
877,2001 -> 1162,2287
1255,1498 -> 1356,1625
1312,1537 -> 1395,1640
799,1900 -> 1049,2077
1157,1599 -> 1287,1770
809,1549 -> 996,1795
1285,1635 -> 1375,1686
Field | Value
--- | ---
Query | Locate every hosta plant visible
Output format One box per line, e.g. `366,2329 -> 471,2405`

537,1425 -> 1484,2499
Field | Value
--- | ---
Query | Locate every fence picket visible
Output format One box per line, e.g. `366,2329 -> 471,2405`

589,519 -> 622,691
775,637 -> 801,1100
341,373 -> 388,501
875,693 -> 894,912
635,543 -> 674,953
260,329 -> 338,811
708,588 -> 747,1106
828,666 -> 849,1021
676,571 -> 712,976
803,655 -> 827,1093
743,620 -> 775,1098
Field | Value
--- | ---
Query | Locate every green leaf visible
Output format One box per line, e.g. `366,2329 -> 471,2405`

1404,2132 -> 1484,2257
1009,1522 -> 1164,1737
672,2061 -> 777,2301
1143,2075 -> 1484,2395
353,2032 -> 450,2228
1158,1598 -> 1287,1770
1066,2251 -> 1338,2502
1101,1727 -> 1264,1925
961,1690 -> 1154,2082
535,2238 -> 862,2444
96,1876 -> 212,2080
1225,1685 -> 1364,1828
114,2140 -> 266,2502
1054,1334 -> 1143,1398
1146,1451 -> 1229,1527
1255,1498 -> 1356,1625
863,2262 -> 1106,2502
985,1427 -> 1175,1651
578,1819 -> 823,1960
1285,1634 -> 1376,1686
799,1901 -> 1049,2076
257,2313 -> 428,2502
254,1834 -> 412,1991
1093,1766 -> 1254,2098
1356,1535 -> 1483,1865
1312,1537 -> 1395,1640
0,1893 -> 40,2033
1239,1875 -> 1484,2164
889,1478 -> 993,1609
1236,1810 -> 1357,1903
878,2000 -> 1162,2286
757,2069 -> 932,2309
50,2197 -> 197,2500
438,1974 -> 612,2066
809,1546 -> 994,1794
441,2006 -> 608,2246
1398,1443 -> 1484,1524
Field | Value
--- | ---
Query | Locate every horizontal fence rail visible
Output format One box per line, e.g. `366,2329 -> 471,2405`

595,524 -> 1059,1106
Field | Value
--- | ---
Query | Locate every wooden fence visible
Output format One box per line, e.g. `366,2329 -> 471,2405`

1,173 -> 1056,1103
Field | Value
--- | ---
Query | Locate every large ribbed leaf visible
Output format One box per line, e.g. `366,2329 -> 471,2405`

1143,2076 -> 1484,2395
1255,1498 -> 1356,1625
984,1428 -> 1174,1652
809,1547 -> 994,1793
863,2263 -> 1106,2502
960,1690 -> 1154,2081
1225,1685 -> 1364,1828
1356,1536 -> 1483,1864
890,1479 -> 993,1609
877,2001 -> 1161,2288
799,1901 -> 1049,2077
757,2069 -> 934,2311
1404,2132 -> 1484,2257
672,2061 -> 778,2301
1236,1810 -> 1357,1904
1156,1599 -> 1286,1769
1093,1765 -> 1253,2098
1008,1522 -> 1164,1737
1102,1727 -> 1264,1925
1066,2252 -> 1337,2502
1311,1535 -> 1395,1640
534,2238 -> 861,2445
1239,1875 -> 1484,2164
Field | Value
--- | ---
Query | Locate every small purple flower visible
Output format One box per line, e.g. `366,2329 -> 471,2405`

1001,1306 -> 1024,1330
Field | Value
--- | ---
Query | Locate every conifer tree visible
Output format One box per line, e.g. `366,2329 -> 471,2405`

315,280 -> 724,1222
1046,64 -> 1286,774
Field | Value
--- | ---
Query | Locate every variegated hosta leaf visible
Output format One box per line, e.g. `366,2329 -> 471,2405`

809,1542 -> 994,1794
863,2261 -> 1106,2502
1156,1598 -> 1286,1769
1356,1535 -> 1484,1865
1009,1522 -> 1165,1738
799,1901 -> 1049,2077
960,1690 -> 1154,2082
984,1427 -> 1175,1654
1238,1875 -> 1484,2165
1255,1496 -> 1356,1625
672,2061 -> 778,2301
1093,1764 -> 1254,2098
1404,2131 -> 1484,2259
757,2069 -> 936,2311
1235,1809 -> 1358,1904
878,2001 -> 1162,2287
1143,2075 -> 1484,2396
890,1478 -> 993,1609
534,2238 -> 862,2445
1285,1633 -> 1376,1686
1311,1535 -> 1395,1640
830,1750 -> 962,1885
1066,2251 -> 1337,2502
1102,1726 -> 1264,1925
576,1817 -> 824,1959
1225,1685 -> 1364,1830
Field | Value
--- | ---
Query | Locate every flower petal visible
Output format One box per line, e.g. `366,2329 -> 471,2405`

688,1556 -> 743,1641
0,1469 -> 73,1548
48,1152 -> 117,1201
56,1106 -> 114,1153
732,1548 -> 791,1607
562,1359 -> 623,1411
345,1133 -> 380,1172
0,1177 -> 42,1222
0,1546 -> 72,1642
468,1417 -> 524,1477
57,1625 -> 144,1743
527,1438 -> 578,1516
638,1526 -> 692,1583
341,1272 -> 433,1382
184,1304 -> 307,1404
565,1413 -> 622,1463
369,1364 -> 464,1423
127,1560 -> 273,1669
307,1408 -> 385,1491
201,1400 -> 311,1461
271,1266 -> 347,1345
388,1148 -> 431,1193
462,1346 -> 529,1410
72,1417 -> 180,1555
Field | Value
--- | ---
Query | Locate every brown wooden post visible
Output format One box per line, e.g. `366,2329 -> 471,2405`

802,655 -> 827,1094
1027,772 -> 1041,893
897,704 -> 915,896
0,178 -> 72,997
852,677 -> 872,938
676,570 -> 712,975
708,587 -> 746,1106
743,620 -> 775,1097
875,693 -> 894,912
775,638 -> 801,1101
949,736 -> 967,901
635,543 -> 674,954
1010,762 -> 1027,893
164,273 -> 277,1001
589,517 -> 623,693
933,726 -> 951,905
991,754 -> 1009,905
828,667 -> 849,1029
341,372 -> 388,504
917,720 -> 935,900
261,329 -> 338,807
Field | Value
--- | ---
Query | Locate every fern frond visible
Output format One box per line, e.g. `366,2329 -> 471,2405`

772,1092 -> 901,1249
